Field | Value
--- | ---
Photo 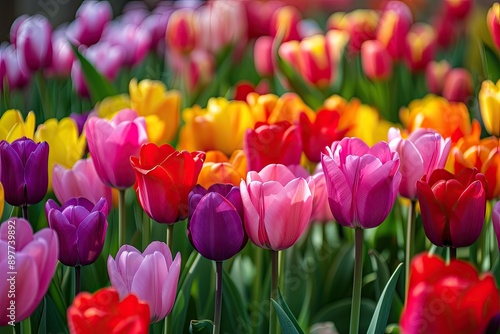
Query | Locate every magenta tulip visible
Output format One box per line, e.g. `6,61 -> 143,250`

240,164 -> 314,250
101,23 -> 151,67
46,29 -> 75,78
2,45 -> 30,91
0,218 -> 58,325
16,15 -> 53,72
107,242 -> 181,323
388,128 -> 451,199
52,158 -> 113,212
321,137 -> 401,229
66,0 -> 112,47
85,109 -> 148,189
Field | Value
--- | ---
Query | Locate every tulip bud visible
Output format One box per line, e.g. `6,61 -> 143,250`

299,35 -> 332,88
325,29 -> 350,64
9,15 -> 28,46
479,79 -> 500,137
361,39 -> 392,80
425,60 -> 451,95
101,23 -> 151,67
166,8 -> 197,54
186,49 -> 214,93
444,0 -> 473,21
270,6 -> 301,42
404,23 -> 436,72
278,40 -> 302,75
2,45 -> 30,91
46,29 -> 75,78
487,3 -> 500,51
442,67 -> 473,103
254,36 -> 274,78
433,14 -> 457,48
16,15 -> 53,72
67,0 -> 113,47
376,1 -> 413,59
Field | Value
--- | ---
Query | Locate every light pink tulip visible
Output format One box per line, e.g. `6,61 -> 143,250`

101,22 -> 151,67
46,29 -> 75,78
310,166 -> 335,223
388,128 -> 451,199
240,164 -> 314,250
2,45 -> 30,90
0,218 -> 58,325
66,0 -> 112,47
85,109 -> 148,189
321,137 -> 401,229
52,157 -> 113,212
107,242 -> 181,323
254,36 -> 274,77
16,15 -> 53,72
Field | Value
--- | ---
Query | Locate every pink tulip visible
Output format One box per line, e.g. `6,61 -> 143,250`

388,128 -> 451,200
442,67 -> 473,103
9,15 -> 28,46
361,39 -> 392,80
107,242 -> 181,323
310,166 -> 335,223
66,0 -> 112,47
101,22 -> 151,67
46,29 -> 75,78
240,164 -> 314,250
2,45 -> 30,90
52,157 -> 113,212
85,109 -> 148,189
16,15 -> 53,72
321,137 -> 401,229
0,218 -> 58,325
254,36 -> 274,78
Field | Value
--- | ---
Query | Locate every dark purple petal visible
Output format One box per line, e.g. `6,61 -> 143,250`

70,112 -> 90,135
76,211 -> 107,265
24,141 -> 49,205
207,183 -> 234,197
11,137 -> 39,165
48,210 -> 78,266
225,186 -> 243,219
188,185 -> 207,220
61,197 -> 94,212
0,140 -> 26,206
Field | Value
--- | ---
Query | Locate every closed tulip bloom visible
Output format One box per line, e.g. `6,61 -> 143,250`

46,197 -> 108,266
67,288 -> 150,334
361,39 -> 392,80
52,158 -> 113,211
67,0 -> 112,47
0,109 -> 35,142
400,253 -> 499,334
0,137 -> 48,207
479,79 -> 500,137
131,143 -> 205,224
425,60 -> 451,95
101,23 -> 151,67
3,45 -> 30,91
166,8 -> 197,54
488,3 -> 500,51
270,6 -> 301,42
244,121 -> 302,172
416,168 -> 486,247
9,15 -> 28,46
442,68 -> 473,103
321,137 -> 401,229
188,184 -> 247,261
327,10 -> 378,54
376,1 -> 413,59
107,242 -> 181,323
404,23 -> 436,72
0,218 -> 58,325
46,29 -> 75,78
198,150 -> 247,188
388,128 -> 451,199
254,36 -> 274,77
299,34 -> 333,88
444,0 -> 473,20
86,109 -> 148,189
240,164 -> 314,250
16,15 -> 52,72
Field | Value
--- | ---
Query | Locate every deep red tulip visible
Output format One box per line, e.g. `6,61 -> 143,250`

416,168 -> 486,247
130,143 -> 205,224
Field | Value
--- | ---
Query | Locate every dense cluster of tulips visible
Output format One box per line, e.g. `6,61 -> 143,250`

1,0 -> 500,333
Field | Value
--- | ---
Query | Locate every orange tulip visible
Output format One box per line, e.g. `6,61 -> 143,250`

198,150 -> 247,188
246,92 -> 315,124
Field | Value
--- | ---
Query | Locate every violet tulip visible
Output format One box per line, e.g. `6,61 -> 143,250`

321,137 -> 401,229
240,164 -> 314,250
16,15 -> 53,72
388,128 -> 451,200
0,137 -> 49,207
46,197 -> 108,266
107,242 -> 181,323
188,184 -> 247,261
0,218 -> 58,325
67,0 -> 112,47
86,109 -> 148,189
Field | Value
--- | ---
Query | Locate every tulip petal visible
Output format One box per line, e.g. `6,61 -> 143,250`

160,252 -> 181,319
396,140 -> 424,199
48,210 -> 78,266
143,241 -> 173,267
493,202 -> 500,251
257,164 -> 297,185
0,141 -> 26,205
27,228 -> 59,294
0,218 -> 33,250
77,212 -> 107,265
240,180 -> 263,247
416,181 -> 447,246
24,141 -> 49,205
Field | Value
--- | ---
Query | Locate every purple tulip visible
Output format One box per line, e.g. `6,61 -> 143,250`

102,22 -> 151,67
9,15 -> 28,46
16,15 -> 53,72
188,184 -> 247,261
46,28 -> 75,78
0,137 -> 49,207
70,112 -> 90,136
66,0 -> 112,47
2,44 -> 30,90
0,218 -> 58,325
321,137 -> 401,229
107,242 -> 181,323
46,197 -> 108,266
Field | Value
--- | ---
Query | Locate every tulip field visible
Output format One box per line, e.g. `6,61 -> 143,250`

1,0 -> 500,333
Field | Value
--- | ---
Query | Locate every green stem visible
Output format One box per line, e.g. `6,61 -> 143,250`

252,247 -> 263,332
449,247 -> 456,261
142,212 -> 150,249
269,250 -> 279,334
75,265 -> 81,297
278,250 -> 285,296
405,200 -> 416,303
350,228 -> 364,334
35,71 -> 50,121
20,317 -> 31,334
213,261 -> 223,334
163,314 -> 171,334
166,224 -> 174,250
21,206 -> 28,221
118,190 -> 126,247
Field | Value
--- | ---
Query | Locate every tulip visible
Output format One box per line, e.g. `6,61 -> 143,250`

198,150 -> 247,188
299,109 -> 350,163
376,1 -> 413,59
101,23 -> 151,67
165,8 -> 197,54
0,218 -> 58,325
9,15 -> 28,46
388,128 -> 451,199
34,117 -> 87,189
131,143 -> 205,224
2,45 -> 30,91
360,39 -> 392,80
492,201 -> 500,250
185,49 -> 214,93
310,168 -> 334,223
400,253 -> 499,334
86,109 -> 148,189
425,60 -> 451,95
69,112 -> 90,136
129,78 -> 181,144
442,68 -> 473,103
270,6 -> 301,42
16,15 -> 53,72
66,0 -> 112,47
46,28 -> 75,78
244,121 -> 302,172
433,14 -> 457,49
246,92 -> 315,124
52,158 -> 113,211
278,40 -> 302,79
444,0 -> 473,20
240,164 -> 314,250
0,109 -> 35,142
488,3 -> 500,51
479,79 -> 500,137
254,36 -> 274,78
416,168 -> 486,247
327,10 -> 378,54
188,184 -> 247,261
0,183 -> 3,218
46,197 -> 108,266
107,242 -> 181,322
404,23 -> 436,72
298,34 -> 333,88
140,10 -> 171,52
0,137 -> 48,207
67,288 -> 150,334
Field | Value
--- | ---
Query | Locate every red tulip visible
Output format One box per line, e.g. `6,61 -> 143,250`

360,39 -> 393,80
130,143 -> 205,224
416,168 -> 486,247
400,253 -> 499,334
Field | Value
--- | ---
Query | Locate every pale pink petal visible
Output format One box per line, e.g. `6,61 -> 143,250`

398,140 -> 424,199
8,254 -> 40,322
0,218 -> 33,250
143,241 -> 173,267
240,180 -> 263,247
160,252 -> 181,320
257,164 -> 296,185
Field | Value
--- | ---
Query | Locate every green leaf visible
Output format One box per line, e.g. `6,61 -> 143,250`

70,44 -> 117,104
189,320 -> 213,334
479,42 -> 500,82
367,263 -> 403,334
272,290 -> 305,334
368,250 -> 391,300
313,298 -> 376,334
48,268 -> 67,320
221,268 -> 251,333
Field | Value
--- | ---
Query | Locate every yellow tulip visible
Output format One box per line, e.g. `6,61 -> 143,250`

179,97 -> 255,156
198,150 -> 247,188
95,94 -> 131,119
479,79 -> 500,137
129,78 -> 181,144
34,118 -> 86,189
0,109 -> 35,142
246,92 -> 315,124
